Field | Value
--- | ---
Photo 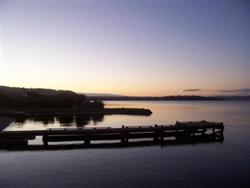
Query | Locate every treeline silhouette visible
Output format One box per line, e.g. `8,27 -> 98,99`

0,91 -> 104,109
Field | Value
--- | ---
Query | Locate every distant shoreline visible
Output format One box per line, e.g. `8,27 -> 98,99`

89,96 -> 250,101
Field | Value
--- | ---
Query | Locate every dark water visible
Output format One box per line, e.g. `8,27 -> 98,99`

1,101 -> 250,187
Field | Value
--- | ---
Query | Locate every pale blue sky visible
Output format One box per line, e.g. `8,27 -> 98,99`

0,0 -> 249,96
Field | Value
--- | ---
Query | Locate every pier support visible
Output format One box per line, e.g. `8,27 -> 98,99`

84,139 -> 90,145
84,134 -> 90,145
121,125 -> 129,144
43,135 -> 48,146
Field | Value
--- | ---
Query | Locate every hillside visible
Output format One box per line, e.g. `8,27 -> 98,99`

0,86 -> 103,109
0,86 -> 75,97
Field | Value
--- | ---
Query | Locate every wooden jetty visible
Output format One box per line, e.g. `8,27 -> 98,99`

0,121 -> 224,147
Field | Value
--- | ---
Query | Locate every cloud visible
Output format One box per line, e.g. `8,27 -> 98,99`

183,89 -> 203,92
183,88 -> 250,95
217,88 -> 250,93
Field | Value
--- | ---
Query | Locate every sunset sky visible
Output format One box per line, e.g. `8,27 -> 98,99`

0,0 -> 249,96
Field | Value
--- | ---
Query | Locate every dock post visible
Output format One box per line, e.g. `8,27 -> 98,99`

160,125 -> 164,141
121,125 -> 128,144
43,134 -> 48,146
201,128 -> 206,136
84,133 -> 90,145
212,128 -> 215,136
84,139 -> 90,145
153,124 -> 159,142
121,125 -> 125,144
220,123 -> 224,136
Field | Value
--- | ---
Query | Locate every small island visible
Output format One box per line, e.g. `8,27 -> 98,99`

0,86 -> 152,117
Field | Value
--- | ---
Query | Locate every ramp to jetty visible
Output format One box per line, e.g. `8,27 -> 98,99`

0,117 -> 14,132
0,121 -> 224,147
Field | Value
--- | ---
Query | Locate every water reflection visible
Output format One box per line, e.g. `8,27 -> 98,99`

31,116 -> 55,125
57,115 -> 74,126
12,114 -> 105,129
1,101 -> 249,188
5,101 -> 250,131
0,135 -> 223,151
15,117 -> 27,124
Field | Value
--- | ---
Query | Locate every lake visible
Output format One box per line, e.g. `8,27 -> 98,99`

1,101 -> 250,187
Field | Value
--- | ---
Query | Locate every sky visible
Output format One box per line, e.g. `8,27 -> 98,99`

0,0 -> 249,96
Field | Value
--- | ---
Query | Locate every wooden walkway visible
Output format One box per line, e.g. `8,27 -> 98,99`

0,121 -> 224,147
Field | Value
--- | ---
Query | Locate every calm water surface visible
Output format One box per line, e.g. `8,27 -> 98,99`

1,101 -> 250,187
